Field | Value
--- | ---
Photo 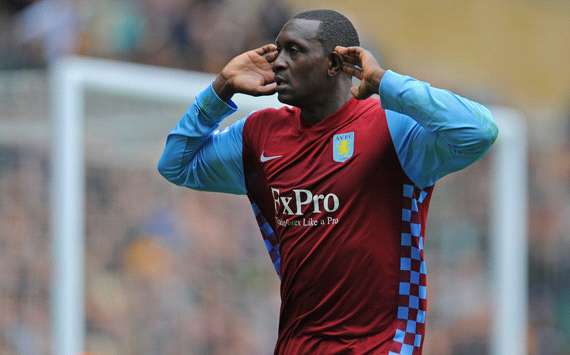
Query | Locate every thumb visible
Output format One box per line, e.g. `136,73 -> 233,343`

256,82 -> 277,96
351,83 -> 368,100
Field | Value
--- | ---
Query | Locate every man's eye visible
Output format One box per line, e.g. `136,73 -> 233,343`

289,47 -> 299,54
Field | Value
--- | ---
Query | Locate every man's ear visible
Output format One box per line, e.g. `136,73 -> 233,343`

327,52 -> 343,77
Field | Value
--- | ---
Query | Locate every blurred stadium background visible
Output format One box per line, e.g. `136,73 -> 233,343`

0,0 -> 569,354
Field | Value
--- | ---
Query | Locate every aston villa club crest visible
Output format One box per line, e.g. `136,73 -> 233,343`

333,132 -> 355,163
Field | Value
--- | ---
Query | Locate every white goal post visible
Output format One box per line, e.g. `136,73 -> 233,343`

50,57 -> 527,355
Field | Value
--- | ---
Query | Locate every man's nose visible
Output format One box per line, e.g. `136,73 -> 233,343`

272,52 -> 287,72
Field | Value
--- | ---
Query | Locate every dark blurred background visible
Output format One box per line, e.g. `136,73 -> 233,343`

0,0 -> 568,354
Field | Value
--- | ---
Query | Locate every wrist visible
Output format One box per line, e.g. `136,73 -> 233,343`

371,68 -> 386,95
213,74 -> 235,102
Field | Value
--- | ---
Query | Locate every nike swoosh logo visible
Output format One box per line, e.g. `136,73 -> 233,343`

260,152 -> 283,163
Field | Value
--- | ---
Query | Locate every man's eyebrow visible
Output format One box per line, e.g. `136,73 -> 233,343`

276,39 -> 306,48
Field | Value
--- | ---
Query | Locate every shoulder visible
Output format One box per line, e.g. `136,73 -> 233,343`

245,105 -> 296,124
358,97 -> 383,115
243,105 -> 297,135
241,105 -> 296,161
350,97 -> 387,129
349,97 -> 385,122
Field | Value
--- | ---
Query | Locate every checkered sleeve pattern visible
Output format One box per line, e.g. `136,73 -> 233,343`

251,202 -> 282,278
388,184 -> 430,355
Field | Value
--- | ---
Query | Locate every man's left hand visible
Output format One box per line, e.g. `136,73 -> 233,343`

335,46 -> 386,100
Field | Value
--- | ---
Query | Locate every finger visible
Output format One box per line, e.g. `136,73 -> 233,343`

255,43 -> 277,56
334,45 -> 349,55
264,50 -> 278,63
263,72 -> 276,85
342,63 -> 363,80
335,46 -> 364,58
256,82 -> 277,96
351,85 -> 358,98
351,84 -> 370,100
339,53 -> 360,66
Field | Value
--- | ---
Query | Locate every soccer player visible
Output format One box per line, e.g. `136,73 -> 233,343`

157,9 -> 498,355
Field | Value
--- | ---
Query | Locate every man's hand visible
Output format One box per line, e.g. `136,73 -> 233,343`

213,44 -> 278,101
335,46 -> 386,100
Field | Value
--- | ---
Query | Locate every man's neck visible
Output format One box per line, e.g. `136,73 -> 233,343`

300,89 -> 353,125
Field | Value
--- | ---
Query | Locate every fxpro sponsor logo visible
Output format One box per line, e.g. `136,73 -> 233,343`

271,187 -> 340,227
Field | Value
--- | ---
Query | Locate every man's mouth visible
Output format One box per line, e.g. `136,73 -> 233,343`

275,75 -> 288,89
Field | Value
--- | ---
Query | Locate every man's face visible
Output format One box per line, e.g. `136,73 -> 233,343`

272,19 -> 330,107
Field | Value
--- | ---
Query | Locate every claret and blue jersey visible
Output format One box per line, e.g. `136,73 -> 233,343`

157,70 -> 498,355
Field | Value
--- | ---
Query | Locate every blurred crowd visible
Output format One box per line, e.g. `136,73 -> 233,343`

1,0 -> 569,355
0,0 -> 291,71
0,145 -> 282,354
2,124 -> 569,355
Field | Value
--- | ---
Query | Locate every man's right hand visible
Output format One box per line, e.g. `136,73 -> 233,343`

213,44 -> 278,101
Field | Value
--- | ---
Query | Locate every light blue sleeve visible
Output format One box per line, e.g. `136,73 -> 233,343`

157,85 -> 248,195
381,70 -> 499,189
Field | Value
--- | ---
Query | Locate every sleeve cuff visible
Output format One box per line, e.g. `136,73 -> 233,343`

196,84 -> 238,124
379,70 -> 410,112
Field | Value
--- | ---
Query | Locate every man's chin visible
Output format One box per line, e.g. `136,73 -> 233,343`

276,91 -> 297,106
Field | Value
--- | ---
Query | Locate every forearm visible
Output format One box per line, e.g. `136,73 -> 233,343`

157,41 -> 277,193
380,70 -> 498,156
157,85 -> 239,188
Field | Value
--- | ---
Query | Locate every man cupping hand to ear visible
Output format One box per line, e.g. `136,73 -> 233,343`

335,46 -> 386,100
213,44 -> 279,101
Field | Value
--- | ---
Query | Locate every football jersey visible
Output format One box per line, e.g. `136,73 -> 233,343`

157,70 -> 498,354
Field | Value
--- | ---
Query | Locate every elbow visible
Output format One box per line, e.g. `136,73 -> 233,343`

157,157 -> 185,186
452,109 -> 499,158
479,109 -> 499,150
488,120 -> 499,145
157,158 -> 168,180
157,156 -> 203,189
463,109 -> 498,157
